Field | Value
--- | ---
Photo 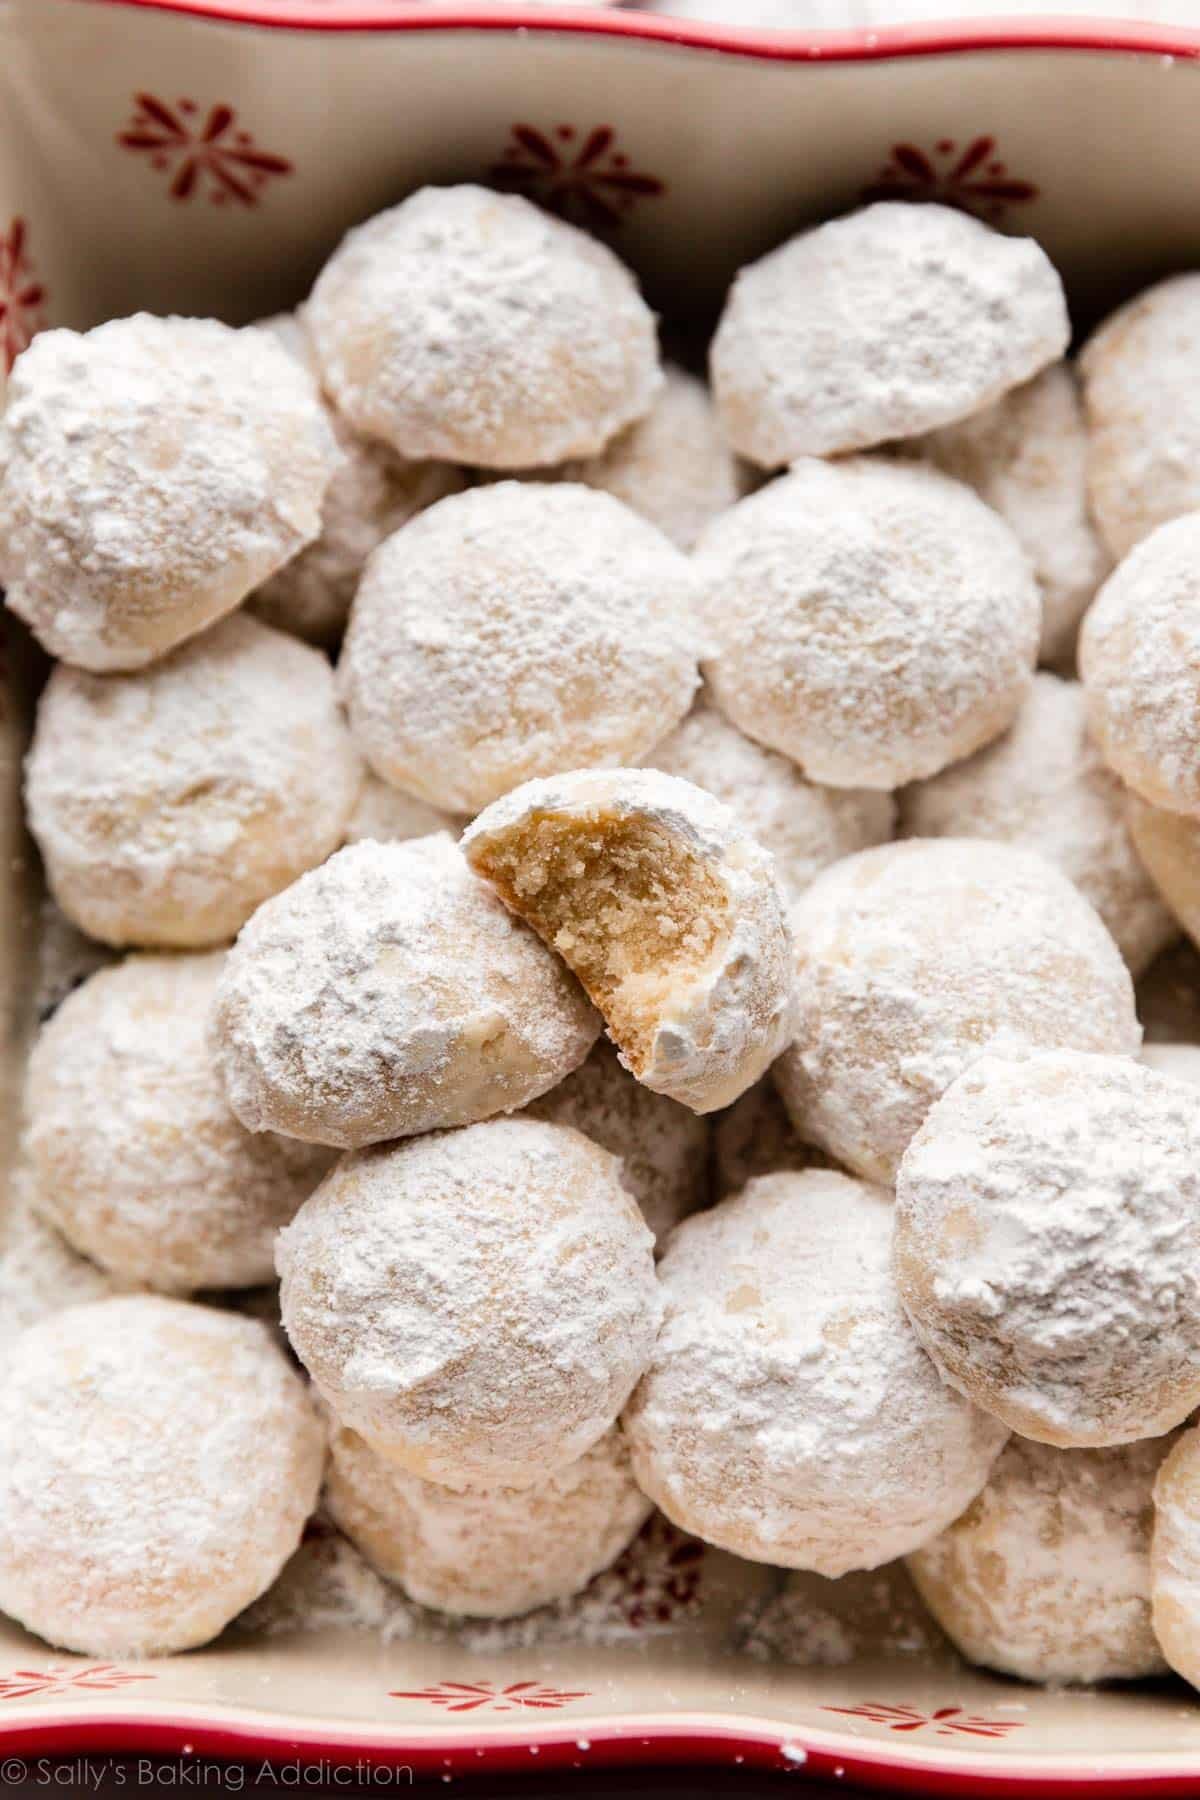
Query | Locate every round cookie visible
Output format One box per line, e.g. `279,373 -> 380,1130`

694,457 -> 1039,789
1152,1427 -> 1200,1692
1081,274 -> 1200,559
26,954 -> 334,1292
325,1423 -> 651,1618
340,482 -> 700,813
464,767 -> 796,1114
276,1117 -> 660,1487
710,202 -> 1068,465
0,1197 -> 131,1366
1127,791 -> 1200,946
908,1435 -> 1174,1684
0,1296 -> 324,1656
895,1049 -> 1200,1446
1143,1041 -> 1200,1087
0,315 -> 337,672
25,611 -> 362,950
777,839 -> 1139,1184
646,695 -> 895,902
342,774 -> 463,848
249,313 -> 463,647
900,674 -> 1175,976
306,185 -> 661,468
1080,514 -> 1200,817
905,364 -> 1110,666
212,835 -> 599,1149
525,1040 -> 709,1248
527,365 -> 751,552
711,1078 -> 825,1201
623,1170 -> 1008,1575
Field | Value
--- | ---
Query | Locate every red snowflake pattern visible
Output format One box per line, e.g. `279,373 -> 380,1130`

390,1679 -> 589,1714
489,123 -> 664,229
117,94 -> 293,207
862,137 -> 1037,222
609,1514 -> 703,1630
822,1702 -> 1024,1740
0,218 -> 46,373
0,1665 -> 155,1701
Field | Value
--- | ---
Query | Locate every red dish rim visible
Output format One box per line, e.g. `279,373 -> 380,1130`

5,1708 -> 1200,1794
75,0 -> 1200,61
31,0 -> 1200,1786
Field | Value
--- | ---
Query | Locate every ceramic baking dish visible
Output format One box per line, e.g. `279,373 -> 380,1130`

4,3 -> 1200,1789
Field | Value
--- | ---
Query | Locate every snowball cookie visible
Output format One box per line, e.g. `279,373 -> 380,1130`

0,1296 -> 324,1656
212,835 -> 598,1149
306,185 -> 661,468
907,1434 -> 1175,1684
711,1077 -> 825,1201
464,767 -> 796,1114
900,675 -> 1175,976
0,315 -> 337,672
0,1199 -> 130,1365
646,695 -> 895,903
342,773 -> 463,847
25,954 -> 334,1292
623,1170 -> 1007,1575
1080,274 -> 1200,560
276,1117 -> 660,1486
777,839 -> 1139,1184
525,1040 -> 709,1247
1150,1427 -> 1200,1692
325,1423 -> 651,1618
539,365 -> 751,552
249,313 -> 463,648
340,482 -> 700,814
1143,1041 -> 1200,1087
25,612 -> 362,950
694,457 -> 1039,790
1128,791 -> 1200,948
710,203 -> 1068,466
895,1049 -> 1200,1447
1080,514 -> 1200,817
905,365 -> 1110,666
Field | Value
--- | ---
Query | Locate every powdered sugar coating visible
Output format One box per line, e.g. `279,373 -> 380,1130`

1142,1042 -> 1200,1086
904,365 -> 1110,666
0,1296 -> 324,1656
646,695 -> 895,902
326,1423 -> 652,1618
306,185 -> 662,468
908,1435 -> 1173,1683
1152,1427 -> 1200,1692
520,366 -> 751,551
695,457 -> 1039,789
249,313 -> 463,648
710,203 -> 1068,465
1127,793 -> 1200,949
776,839 -> 1141,1184
525,1040 -> 709,1247
25,612 -> 363,949
1081,274 -> 1200,560
26,954 -> 334,1292
895,1049 -> 1200,1446
0,316 -> 337,672
340,482 -> 701,813
900,675 -> 1175,976
342,775 -> 463,847
1080,514 -> 1200,816
623,1171 -> 1008,1576
464,767 -> 796,1114
276,1117 -> 660,1487
212,835 -> 599,1149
